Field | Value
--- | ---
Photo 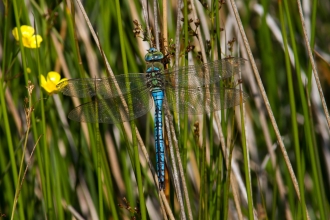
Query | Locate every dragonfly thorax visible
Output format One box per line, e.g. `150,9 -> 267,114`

146,62 -> 164,73
145,48 -> 165,90
146,71 -> 165,89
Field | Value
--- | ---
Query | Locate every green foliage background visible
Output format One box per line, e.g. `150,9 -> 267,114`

0,0 -> 329,219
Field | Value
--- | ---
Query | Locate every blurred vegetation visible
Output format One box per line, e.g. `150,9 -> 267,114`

0,0 -> 329,219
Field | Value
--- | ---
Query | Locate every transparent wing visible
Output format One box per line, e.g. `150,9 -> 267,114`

56,73 -> 148,98
165,86 -> 248,115
68,88 -> 152,124
163,58 -> 246,88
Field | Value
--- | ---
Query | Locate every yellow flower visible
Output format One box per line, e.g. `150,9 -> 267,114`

40,72 -> 67,95
12,25 -> 43,48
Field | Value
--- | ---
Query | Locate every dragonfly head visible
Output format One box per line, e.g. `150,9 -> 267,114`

148,47 -> 158,53
145,48 -> 164,62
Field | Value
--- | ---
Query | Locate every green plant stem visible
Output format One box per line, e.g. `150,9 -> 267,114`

199,116 -> 207,220
278,2 -> 307,219
0,4 -> 21,219
96,121 -> 104,220
11,1 -> 40,219
49,109 -> 65,220
10,91 -> 32,220
307,0 -> 317,92
240,98 -> 254,219
100,140 -> 119,220
36,28 -> 54,218
283,1 -> 326,219
222,113 -> 236,220
115,0 -> 146,219
182,0 -> 189,188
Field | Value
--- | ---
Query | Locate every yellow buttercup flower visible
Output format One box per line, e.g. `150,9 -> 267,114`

12,25 -> 43,48
40,72 -> 67,95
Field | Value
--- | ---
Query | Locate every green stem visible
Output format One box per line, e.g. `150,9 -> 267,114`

10,88 -> 32,220
115,0 -> 146,219
278,2 -> 307,219
96,120 -> 104,220
283,1 -> 326,219
240,97 -> 254,219
0,3 -> 19,218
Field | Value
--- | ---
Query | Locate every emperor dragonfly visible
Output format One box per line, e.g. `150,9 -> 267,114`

57,48 -> 248,190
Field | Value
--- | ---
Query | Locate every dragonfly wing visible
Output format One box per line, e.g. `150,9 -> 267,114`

68,88 -> 152,124
165,87 -> 248,115
57,73 -> 148,98
163,58 -> 246,88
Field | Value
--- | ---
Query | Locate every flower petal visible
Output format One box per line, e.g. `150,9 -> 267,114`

27,35 -> 43,48
40,74 -> 56,94
40,74 -> 47,86
20,25 -> 35,38
12,27 -> 20,41
47,71 -> 61,84
42,81 -> 57,94
12,25 -> 35,40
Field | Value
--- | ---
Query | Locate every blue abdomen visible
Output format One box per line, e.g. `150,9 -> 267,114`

151,89 -> 165,190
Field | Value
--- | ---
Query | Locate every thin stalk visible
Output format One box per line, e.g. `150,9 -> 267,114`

49,110 -> 65,220
240,96 -> 254,219
71,2 -> 104,218
153,0 -> 160,49
271,179 -> 278,220
164,114 -> 187,219
215,149 -> 223,220
10,83 -> 34,220
222,144 -> 232,220
199,119 -> 206,220
0,2 -> 21,218
228,0 -> 301,201
101,152 -> 119,220
70,0 -> 85,78
95,111 -> 103,219
284,1 -> 325,219
259,0 -> 277,109
11,2 -> 40,218
296,0 -> 330,132
114,0 -> 147,219
202,129 -> 207,218
222,112 -> 235,219
174,0 -> 182,66
35,22 -> 54,218
306,0 -> 317,93
181,0 -> 192,216
214,2 -> 223,219
182,0 -> 189,185
278,2 -> 307,220
190,1 -> 210,217
215,0 -> 222,58
171,0 -> 193,219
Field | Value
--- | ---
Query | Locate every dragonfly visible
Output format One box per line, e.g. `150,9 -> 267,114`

57,48 -> 248,190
